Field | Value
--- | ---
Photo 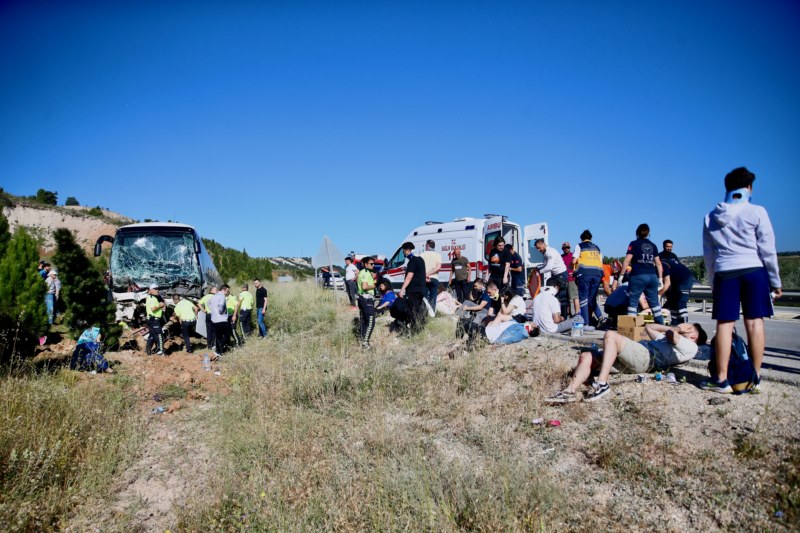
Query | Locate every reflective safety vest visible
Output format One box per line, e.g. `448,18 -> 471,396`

146,295 -> 163,318
576,241 -> 603,276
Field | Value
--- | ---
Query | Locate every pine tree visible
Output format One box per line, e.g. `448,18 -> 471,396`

0,228 -> 48,362
51,228 -> 121,347
0,209 -> 10,260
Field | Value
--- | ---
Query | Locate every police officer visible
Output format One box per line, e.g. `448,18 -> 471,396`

172,294 -> 199,353
357,257 -> 378,349
145,284 -> 166,355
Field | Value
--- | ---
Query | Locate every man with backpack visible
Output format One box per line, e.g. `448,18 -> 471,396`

701,167 -> 781,394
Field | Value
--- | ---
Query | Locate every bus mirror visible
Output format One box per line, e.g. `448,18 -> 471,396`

94,235 -> 113,257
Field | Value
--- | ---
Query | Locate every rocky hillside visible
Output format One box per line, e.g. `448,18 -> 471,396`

2,202 -> 134,255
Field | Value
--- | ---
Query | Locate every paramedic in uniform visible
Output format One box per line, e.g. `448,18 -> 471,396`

572,230 -> 603,326
145,284 -> 166,355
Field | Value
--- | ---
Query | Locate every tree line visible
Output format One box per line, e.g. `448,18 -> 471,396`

202,239 -> 274,284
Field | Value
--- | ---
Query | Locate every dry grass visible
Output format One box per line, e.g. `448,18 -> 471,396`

0,369 -> 143,531
171,282 -> 800,531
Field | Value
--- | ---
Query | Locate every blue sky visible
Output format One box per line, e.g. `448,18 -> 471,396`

1,1 -> 798,259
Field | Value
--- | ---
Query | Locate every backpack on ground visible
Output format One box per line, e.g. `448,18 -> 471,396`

708,330 -> 757,394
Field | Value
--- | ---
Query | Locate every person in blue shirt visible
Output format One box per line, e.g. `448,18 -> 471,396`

376,280 -> 397,314
620,223 -> 664,325
660,257 -> 696,325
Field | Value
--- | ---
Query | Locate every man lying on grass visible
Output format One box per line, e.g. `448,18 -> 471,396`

546,322 -> 708,403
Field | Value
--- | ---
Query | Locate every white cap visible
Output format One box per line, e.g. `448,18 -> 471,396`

149,283 -> 158,290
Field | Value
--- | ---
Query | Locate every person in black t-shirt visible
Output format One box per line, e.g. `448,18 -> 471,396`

399,241 -> 428,333
254,278 -> 269,337
504,244 -> 526,297
487,237 -> 509,289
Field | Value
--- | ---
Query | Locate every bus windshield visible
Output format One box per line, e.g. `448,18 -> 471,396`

110,230 -> 201,290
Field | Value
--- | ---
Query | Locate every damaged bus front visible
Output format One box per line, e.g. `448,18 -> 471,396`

95,222 -> 222,323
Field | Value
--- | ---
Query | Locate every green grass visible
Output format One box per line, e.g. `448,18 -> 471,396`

0,369 -> 143,530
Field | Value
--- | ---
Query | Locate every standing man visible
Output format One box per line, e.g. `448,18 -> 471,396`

237,283 -> 254,337
199,286 -> 217,350
344,257 -> 358,308
572,230 -> 603,326
254,279 -> 269,338
449,247 -> 471,303
702,167 -> 781,393
145,284 -> 166,356
659,240 -> 679,262
488,237 -> 508,288
226,289 -> 243,347
357,256 -> 378,349
398,242 -> 427,333
505,244 -> 526,297
172,294 -> 199,353
210,284 -> 232,355
535,238 -> 569,312
44,269 -> 61,325
420,239 -> 442,312
561,242 -> 579,317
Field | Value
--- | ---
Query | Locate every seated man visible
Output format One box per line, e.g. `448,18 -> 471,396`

546,322 -> 707,403
532,277 -> 573,334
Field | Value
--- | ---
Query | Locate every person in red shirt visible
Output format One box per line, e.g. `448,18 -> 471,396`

561,242 -> 578,316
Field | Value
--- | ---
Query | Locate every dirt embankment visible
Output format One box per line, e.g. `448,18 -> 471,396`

2,203 -> 134,255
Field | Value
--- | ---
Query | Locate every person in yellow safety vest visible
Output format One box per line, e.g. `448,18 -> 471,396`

571,229 -> 604,326
236,283 -> 255,338
173,294 -> 200,353
357,257 -> 378,350
226,291 -> 243,347
145,284 -> 166,355
198,286 -> 217,350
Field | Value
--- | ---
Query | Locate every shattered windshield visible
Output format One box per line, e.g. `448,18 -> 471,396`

110,230 -> 201,290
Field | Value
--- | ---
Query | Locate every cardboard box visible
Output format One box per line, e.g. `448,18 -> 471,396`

617,315 -> 645,329
617,316 -> 649,341
618,325 -> 649,341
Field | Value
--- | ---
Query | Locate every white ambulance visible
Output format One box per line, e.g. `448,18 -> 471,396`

382,215 -> 549,290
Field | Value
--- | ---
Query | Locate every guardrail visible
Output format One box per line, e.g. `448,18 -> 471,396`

689,285 -> 800,313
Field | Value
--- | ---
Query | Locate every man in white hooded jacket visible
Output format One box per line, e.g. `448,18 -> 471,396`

701,167 -> 782,393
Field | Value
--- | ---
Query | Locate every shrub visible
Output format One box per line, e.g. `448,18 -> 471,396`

51,229 -> 120,347
65,197 -> 79,206
0,229 -> 47,364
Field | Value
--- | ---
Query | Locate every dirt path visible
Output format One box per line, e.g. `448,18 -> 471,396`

105,405 -> 214,531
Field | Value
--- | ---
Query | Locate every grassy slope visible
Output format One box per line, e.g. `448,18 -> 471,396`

174,283 -> 800,531
0,369 -> 143,530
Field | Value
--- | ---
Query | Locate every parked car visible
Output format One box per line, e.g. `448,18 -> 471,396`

318,271 -> 345,290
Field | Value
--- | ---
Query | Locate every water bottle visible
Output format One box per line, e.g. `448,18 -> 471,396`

202,353 -> 211,371
152,406 -> 166,414
571,315 -> 584,338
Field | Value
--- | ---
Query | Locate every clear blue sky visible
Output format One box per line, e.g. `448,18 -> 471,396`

2,1 -> 799,259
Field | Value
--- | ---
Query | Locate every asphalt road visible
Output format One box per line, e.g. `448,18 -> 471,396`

688,310 -> 800,385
